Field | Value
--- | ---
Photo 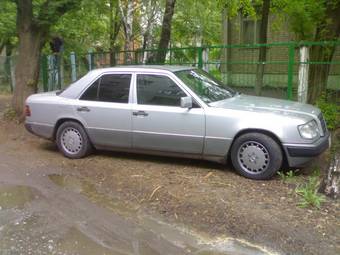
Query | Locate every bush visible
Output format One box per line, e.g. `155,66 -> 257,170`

316,95 -> 339,130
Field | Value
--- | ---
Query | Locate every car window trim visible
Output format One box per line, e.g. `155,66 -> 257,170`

78,71 -> 134,104
134,72 -> 201,108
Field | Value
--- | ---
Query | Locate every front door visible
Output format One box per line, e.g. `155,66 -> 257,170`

132,73 -> 205,154
74,73 -> 132,148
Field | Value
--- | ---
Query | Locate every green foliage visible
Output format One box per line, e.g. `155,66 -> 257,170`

277,170 -> 299,182
51,0 -> 109,54
172,0 -> 222,46
282,0 -> 326,40
3,107 -> 17,121
295,176 -> 325,208
0,0 -> 17,45
316,95 -> 339,130
217,0 -> 258,18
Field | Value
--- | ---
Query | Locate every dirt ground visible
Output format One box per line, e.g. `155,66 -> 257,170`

0,94 -> 339,255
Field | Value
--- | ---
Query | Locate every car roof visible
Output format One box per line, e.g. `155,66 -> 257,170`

92,65 -> 196,73
60,65 -> 196,99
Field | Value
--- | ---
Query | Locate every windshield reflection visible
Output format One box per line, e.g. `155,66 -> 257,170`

175,69 -> 236,103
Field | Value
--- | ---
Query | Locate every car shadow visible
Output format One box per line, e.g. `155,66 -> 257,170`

38,140 -> 234,174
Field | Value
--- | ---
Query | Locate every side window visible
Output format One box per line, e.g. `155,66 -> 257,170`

80,74 -> 131,103
80,79 -> 99,101
137,74 -> 186,106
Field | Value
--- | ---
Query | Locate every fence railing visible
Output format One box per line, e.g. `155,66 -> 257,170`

0,41 -> 339,103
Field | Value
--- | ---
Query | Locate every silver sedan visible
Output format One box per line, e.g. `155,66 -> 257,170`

25,66 -> 330,179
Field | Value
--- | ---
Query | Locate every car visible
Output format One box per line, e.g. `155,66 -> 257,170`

25,66 -> 330,180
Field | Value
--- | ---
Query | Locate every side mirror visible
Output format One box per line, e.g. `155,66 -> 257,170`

180,96 -> 192,109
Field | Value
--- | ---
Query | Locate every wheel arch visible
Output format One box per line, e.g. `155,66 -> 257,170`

53,118 -> 87,141
227,128 -> 288,168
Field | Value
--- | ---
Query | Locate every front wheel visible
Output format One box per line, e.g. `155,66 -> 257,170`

230,133 -> 283,180
56,121 -> 92,159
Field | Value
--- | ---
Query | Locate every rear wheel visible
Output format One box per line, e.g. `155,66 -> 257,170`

56,121 -> 92,159
230,133 -> 283,180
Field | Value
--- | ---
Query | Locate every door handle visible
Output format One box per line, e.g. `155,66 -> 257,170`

132,111 -> 148,117
77,106 -> 90,112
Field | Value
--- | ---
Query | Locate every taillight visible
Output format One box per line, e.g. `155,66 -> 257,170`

25,105 -> 31,117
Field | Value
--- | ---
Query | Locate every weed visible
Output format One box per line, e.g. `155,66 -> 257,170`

277,170 -> 298,182
295,176 -> 325,209
3,107 -> 17,121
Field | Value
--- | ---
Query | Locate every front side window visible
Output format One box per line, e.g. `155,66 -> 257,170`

80,74 -> 131,103
137,74 -> 186,106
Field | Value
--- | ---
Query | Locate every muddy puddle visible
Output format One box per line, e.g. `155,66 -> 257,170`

0,185 -> 36,209
49,174 -> 137,217
47,174 -> 278,255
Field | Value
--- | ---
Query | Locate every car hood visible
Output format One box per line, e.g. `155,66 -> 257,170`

209,94 -> 320,117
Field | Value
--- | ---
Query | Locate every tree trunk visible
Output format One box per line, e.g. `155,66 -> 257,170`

121,0 -> 134,64
220,7 -> 232,85
142,0 -> 158,63
156,0 -> 176,63
109,0 -> 121,66
307,2 -> 340,104
307,44 -> 335,104
12,0 -> 46,119
255,0 -> 270,96
320,129 -> 340,199
4,41 -> 14,92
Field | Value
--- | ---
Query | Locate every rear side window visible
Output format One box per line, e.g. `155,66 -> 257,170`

80,74 -> 131,103
136,74 -> 186,106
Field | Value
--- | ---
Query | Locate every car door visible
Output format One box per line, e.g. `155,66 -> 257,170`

74,72 -> 132,148
132,73 -> 205,154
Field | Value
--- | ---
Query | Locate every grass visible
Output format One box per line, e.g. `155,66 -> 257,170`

278,167 -> 326,209
0,85 -> 12,94
277,170 -> 299,182
3,107 -> 17,121
295,176 -> 326,209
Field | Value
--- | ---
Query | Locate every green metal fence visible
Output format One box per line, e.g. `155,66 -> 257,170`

1,41 -> 339,102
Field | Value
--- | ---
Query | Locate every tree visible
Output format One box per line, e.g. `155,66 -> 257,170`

52,0 -> 109,55
255,0 -> 270,96
119,0 -> 135,64
140,0 -> 161,63
307,1 -> 340,104
156,0 -> 176,63
0,0 -> 17,53
109,0 -> 122,65
12,0 -> 80,119
283,0 -> 340,104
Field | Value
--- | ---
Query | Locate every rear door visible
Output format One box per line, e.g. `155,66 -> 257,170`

74,72 -> 133,148
132,73 -> 205,154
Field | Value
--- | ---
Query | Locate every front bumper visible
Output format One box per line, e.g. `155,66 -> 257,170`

283,132 -> 330,167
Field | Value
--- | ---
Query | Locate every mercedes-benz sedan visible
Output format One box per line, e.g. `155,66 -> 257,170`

25,66 -> 330,179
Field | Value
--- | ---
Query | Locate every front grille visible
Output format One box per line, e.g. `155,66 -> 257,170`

318,113 -> 327,136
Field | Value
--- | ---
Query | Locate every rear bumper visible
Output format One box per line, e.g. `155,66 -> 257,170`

25,122 -> 54,140
283,133 -> 330,167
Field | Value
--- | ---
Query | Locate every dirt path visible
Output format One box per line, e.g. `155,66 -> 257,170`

0,94 -> 339,255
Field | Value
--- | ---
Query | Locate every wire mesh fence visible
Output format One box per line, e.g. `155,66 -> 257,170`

0,41 -> 339,103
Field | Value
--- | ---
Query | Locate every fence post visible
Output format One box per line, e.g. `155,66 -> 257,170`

197,47 -> 203,69
41,55 -> 48,92
298,46 -> 309,103
202,47 -> 209,71
287,44 -> 295,100
87,50 -> 93,71
56,54 -> 62,90
70,52 -> 77,82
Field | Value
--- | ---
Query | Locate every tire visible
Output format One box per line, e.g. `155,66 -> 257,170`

230,132 -> 283,180
56,121 -> 92,159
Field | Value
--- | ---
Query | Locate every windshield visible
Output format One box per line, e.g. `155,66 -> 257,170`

175,69 -> 236,104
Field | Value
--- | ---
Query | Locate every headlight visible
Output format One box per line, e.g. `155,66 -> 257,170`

298,120 -> 320,139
